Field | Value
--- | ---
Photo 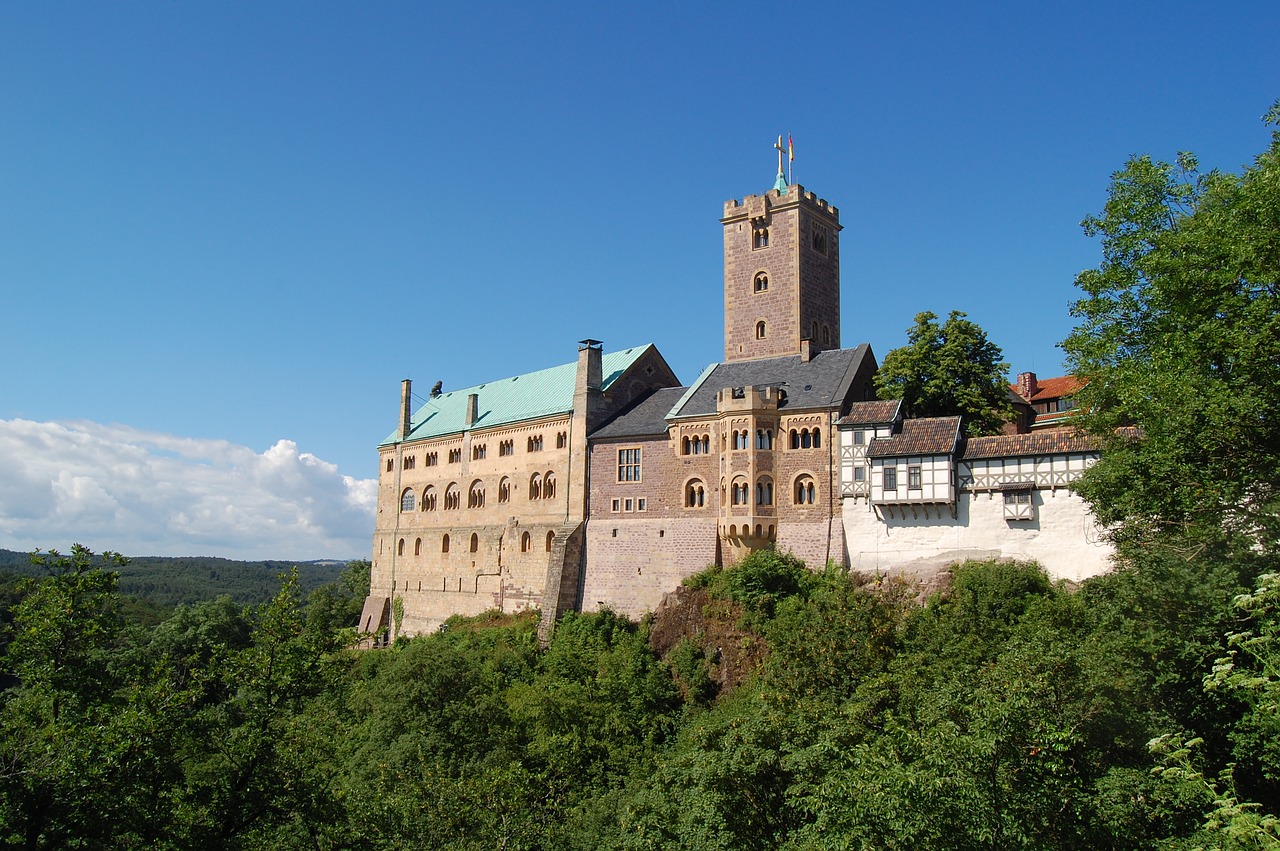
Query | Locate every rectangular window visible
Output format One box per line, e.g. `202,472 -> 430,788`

624,498 -> 633,512
908,465 -> 921,490
854,467 -> 865,482
617,448 -> 641,482
637,498 -> 646,512
883,466 -> 897,491
853,429 -> 865,445
611,499 -> 620,512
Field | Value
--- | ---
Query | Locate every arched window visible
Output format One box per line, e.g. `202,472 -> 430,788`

397,538 -> 405,556
444,483 -> 461,510
756,478 -> 773,505
732,480 -> 749,506
794,476 -> 817,505
400,488 -> 415,512
470,533 -> 479,553
753,226 -> 769,249
414,538 -> 422,556
546,530 -> 555,552
754,272 -> 769,292
521,532 -> 531,553
442,534 -> 450,553
823,325 -> 831,345
498,477 -> 510,503
801,429 -> 812,449
686,479 -> 706,508
423,486 -> 437,511
544,471 -> 556,499
813,428 -> 821,448
700,435 -> 709,454
529,473 -> 542,500
756,321 -> 766,339
468,479 -> 485,508
790,429 -> 799,449
682,436 -> 691,455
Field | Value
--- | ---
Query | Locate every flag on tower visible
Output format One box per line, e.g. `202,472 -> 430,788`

788,134 -> 794,162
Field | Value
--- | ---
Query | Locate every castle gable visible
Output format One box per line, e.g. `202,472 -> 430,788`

590,386 -> 688,440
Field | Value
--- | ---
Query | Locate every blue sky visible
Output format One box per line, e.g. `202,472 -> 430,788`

1,1 -> 1276,559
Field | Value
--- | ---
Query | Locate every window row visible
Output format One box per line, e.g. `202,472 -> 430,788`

682,475 -> 818,508
881,464 -> 921,492
399,471 -> 557,512
391,433 -> 569,473
674,426 -> 812,458
681,434 -> 710,455
396,530 -> 555,556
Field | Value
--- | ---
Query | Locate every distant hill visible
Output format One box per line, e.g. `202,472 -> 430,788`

0,549 -> 350,610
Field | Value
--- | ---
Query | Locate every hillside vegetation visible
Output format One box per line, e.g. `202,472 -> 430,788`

0,544 -> 1276,849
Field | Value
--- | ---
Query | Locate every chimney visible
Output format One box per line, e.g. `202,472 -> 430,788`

464,393 -> 479,427
1016,371 -> 1038,399
576,339 -> 603,395
399,379 -> 412,439
799,338 -> 813,363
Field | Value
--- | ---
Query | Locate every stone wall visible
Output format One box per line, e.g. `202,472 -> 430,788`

842,486 -> 1113,582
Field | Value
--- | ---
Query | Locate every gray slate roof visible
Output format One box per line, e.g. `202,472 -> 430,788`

669,345 -> 872,419
590,387 -> 689,440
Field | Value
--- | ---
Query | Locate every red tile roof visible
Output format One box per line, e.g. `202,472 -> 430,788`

839,399 -> 902,425
1012,375 -> 1086,403
961,429 -> 1099,460
867,417 -> 961,457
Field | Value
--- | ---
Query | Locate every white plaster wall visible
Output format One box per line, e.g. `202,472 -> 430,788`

842,487 -> 1113,582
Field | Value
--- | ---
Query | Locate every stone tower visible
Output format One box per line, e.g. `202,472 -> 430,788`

721,183 -> 841,362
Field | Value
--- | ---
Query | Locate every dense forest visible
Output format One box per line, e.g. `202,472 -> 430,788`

2,110 -> 1277,848
0,549 -> 345,611
0,544 -> 1275,849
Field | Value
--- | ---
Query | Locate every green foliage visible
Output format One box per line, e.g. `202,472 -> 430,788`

2,545 -> 1277,849
874,309 -> 1014,436
1063,105 -> 1280,557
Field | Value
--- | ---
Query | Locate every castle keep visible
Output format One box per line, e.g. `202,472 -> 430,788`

361,171 -> 1112,640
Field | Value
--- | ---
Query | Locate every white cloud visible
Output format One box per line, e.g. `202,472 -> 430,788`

0,419 -> 376,560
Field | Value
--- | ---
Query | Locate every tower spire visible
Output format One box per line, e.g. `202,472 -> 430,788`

773,135 -> 788,192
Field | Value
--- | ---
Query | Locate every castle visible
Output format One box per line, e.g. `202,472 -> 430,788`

360,168 -> 1112,641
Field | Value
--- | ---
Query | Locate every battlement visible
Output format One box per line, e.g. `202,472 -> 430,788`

721,183 -> 839,224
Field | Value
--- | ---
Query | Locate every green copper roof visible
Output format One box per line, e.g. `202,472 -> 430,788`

381,344 -> 656,446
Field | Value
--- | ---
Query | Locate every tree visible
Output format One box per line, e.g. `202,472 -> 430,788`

874,310 -> 1013,436
1063,104 -> 1280,556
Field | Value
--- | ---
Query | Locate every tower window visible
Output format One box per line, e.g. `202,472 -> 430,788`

754,272 -> 769,293
756,321 -> 766,340
811,226 -> 827,255
752,226 -> 769,249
